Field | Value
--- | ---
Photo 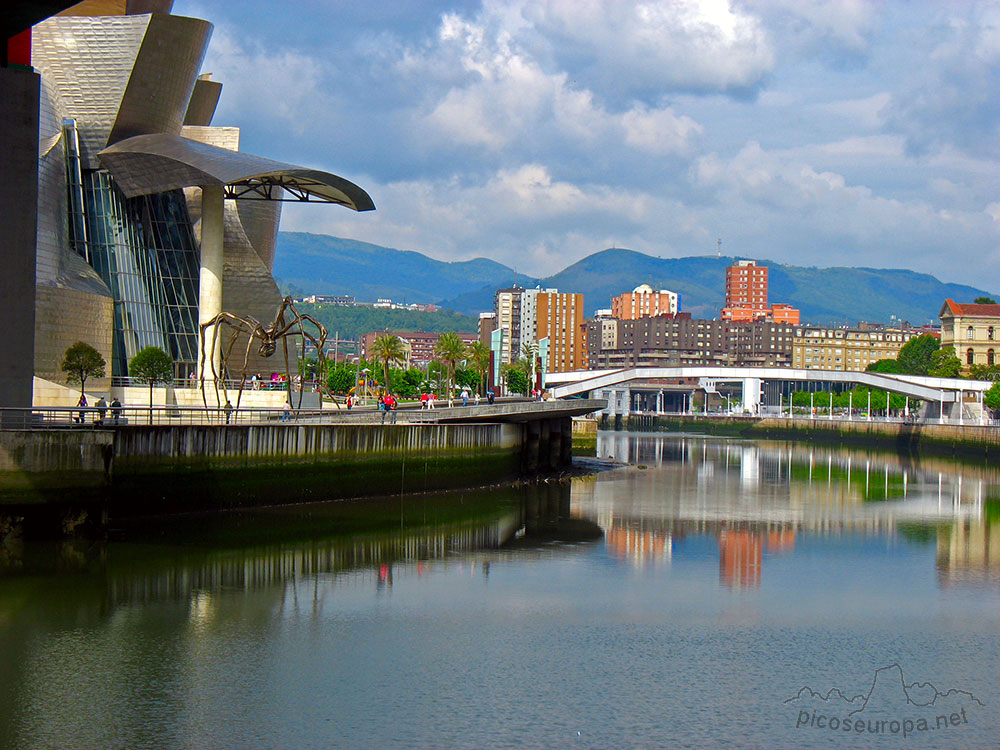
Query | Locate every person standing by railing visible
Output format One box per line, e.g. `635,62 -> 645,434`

110,397 -> 122,425
76,394 -> 87,424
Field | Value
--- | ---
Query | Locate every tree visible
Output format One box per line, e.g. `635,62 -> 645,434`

61,341 -> 106,398
467,340 -> 492,395
370,333 -> 405,394
895,334 -> 940,376
503,366 -> 529,395
969,364 -> 1000,381
974,296 -> 997,305
866,358 -> 904,374
985,382 -> 1000,413
928,346 -> 962,378
129,346 -> 174,406
326,364 -> 355,394
433,332 -> 466,400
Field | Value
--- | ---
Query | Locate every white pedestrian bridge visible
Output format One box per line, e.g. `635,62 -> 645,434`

546,366 -> 994,421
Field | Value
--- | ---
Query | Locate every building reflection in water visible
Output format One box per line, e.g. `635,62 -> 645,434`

579,433 -> 1000,588
717,528 -> 796,589
937,516 -> 1000,587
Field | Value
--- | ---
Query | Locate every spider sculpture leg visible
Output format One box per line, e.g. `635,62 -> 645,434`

200,313 -> 256,408
274,308 -> 328,410
233,332 -> 256,412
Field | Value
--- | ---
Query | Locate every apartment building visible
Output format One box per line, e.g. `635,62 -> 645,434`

721,259 -> 801,324
586,316 -> 795,369
791,325 -> 919,371
611,284 -> 679,319
495,286 -> 585,372
537,290 -> 586,371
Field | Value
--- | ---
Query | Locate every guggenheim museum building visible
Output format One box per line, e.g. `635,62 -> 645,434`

1,0 -> 373,411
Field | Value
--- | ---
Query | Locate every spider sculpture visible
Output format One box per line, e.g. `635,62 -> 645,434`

199,296 -> 327,411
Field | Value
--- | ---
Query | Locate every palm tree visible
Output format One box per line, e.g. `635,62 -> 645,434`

370,334 -> 405,393
434,332 -> 466,404
467,341 -> 491,395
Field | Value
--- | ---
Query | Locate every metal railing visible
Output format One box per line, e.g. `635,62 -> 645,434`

615,409 -> 1000,428
0,397 -> 537,429
110,376 -> 325,392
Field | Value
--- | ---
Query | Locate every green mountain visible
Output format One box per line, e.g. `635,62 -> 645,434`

534,249 -> 992,326
274,232 -> 518,305
275,233 -> 995,326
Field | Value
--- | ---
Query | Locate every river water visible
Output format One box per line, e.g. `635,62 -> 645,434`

1,432 -> 999,749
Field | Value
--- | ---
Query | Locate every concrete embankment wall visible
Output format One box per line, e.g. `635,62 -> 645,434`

0,423 -> 524,515
748,418 -> 1000,461
601,414 -> 1000,460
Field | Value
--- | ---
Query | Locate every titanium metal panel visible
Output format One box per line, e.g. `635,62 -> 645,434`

235,197 -> 281,271
32,14 -> 150,168
181,125 -> 280,269
99,132 -> 376,211
34,286 -> 114,389
182,76 -> 222,126
108,13 -> 212,145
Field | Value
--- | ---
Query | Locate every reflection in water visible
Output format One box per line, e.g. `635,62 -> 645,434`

3,434 -> 1000,749
585,433 -> 1000,589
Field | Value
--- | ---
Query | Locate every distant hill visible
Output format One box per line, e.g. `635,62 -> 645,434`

275,233 -> 995,326
274,232 -> 519,307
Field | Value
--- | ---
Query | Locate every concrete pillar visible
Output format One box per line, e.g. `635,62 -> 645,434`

741,377 -> 761,416
559,417 -> 573,466
523,421 -> 540,472
198,185 -> 225,379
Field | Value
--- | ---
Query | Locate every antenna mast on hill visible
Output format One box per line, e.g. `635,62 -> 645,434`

717,238 -> 722,258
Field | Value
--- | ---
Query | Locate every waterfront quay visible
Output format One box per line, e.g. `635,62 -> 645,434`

0,400 -> 604,535
606,412 -> 1000,461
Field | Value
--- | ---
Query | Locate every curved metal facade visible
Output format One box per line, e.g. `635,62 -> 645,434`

28,4 -> 372,396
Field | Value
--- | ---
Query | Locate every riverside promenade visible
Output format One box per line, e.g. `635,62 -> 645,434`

0,399 -> 605,535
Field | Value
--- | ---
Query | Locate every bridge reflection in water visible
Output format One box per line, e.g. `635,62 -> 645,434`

577,432 -> 1000,589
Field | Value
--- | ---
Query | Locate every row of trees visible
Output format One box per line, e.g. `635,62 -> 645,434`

349,332 -> 495,398
867,333 -> 1000,381
61,341 -> 172,403
789,387 -> 910,414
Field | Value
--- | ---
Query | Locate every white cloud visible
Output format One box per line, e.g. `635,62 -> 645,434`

524,0 -> 776,99
883,1 -> 1000,157
752,0 -> 877,56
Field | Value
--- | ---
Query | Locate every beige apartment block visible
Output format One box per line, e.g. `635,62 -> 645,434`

792,326 -> 919,372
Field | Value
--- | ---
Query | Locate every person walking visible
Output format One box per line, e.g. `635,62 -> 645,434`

223,399 -> 234,424
487,390 -> 495,405
461,387 -> 469,407
474,392 -> 480,406
282,399 -> 291,421
110,397 -> 122,425
95,396 -> 107,425
76,394 -> 87,424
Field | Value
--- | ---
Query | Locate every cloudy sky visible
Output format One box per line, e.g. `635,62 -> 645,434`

172,0 -> 1000,287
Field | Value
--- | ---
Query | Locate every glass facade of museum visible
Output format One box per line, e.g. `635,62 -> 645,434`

65,121 -> 200,379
